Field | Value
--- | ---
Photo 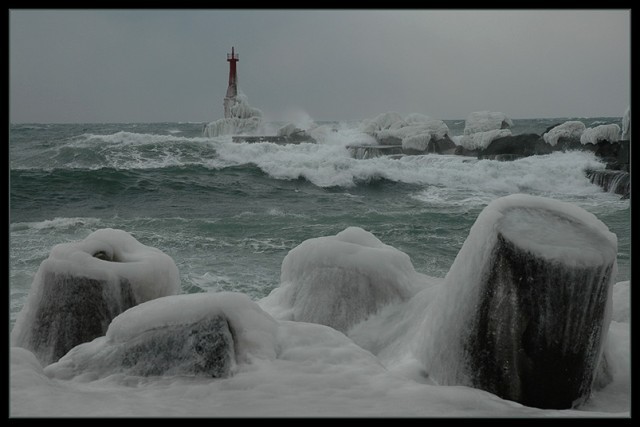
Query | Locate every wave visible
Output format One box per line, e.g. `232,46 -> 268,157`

10,217 -> 102,232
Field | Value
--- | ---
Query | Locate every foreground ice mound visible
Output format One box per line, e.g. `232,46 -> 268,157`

418,194 -> 617,409
45,292 -> 278,380
11,228 -> 180,365
261,227 -> 421,333
204,93 -> 264,137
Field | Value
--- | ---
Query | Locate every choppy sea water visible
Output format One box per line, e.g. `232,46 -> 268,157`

9,117 -> 630,330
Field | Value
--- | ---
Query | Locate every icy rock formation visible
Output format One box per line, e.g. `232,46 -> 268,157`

261,227 -> 421,333
11,228 -> 180,366
456,111 -> 515,152
580,124 -> 621,145
44,292 -> 278,380
204,93 -> 264,137
542,121 -> 586,147
463,111 -> 513,135
418,194 -> 617,409
458,128 -> 512,151
360,112 -> 452,153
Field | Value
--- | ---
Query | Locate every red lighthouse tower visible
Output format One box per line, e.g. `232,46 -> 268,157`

223,46 -> 239,118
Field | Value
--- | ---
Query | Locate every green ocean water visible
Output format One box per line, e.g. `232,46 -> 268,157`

9,118 -> 630,329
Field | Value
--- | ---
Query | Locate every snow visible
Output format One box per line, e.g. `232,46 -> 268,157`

542,121 -> 586,146
580,124 -> 621,145
9,203 -> 630,417
463,111 -> 513,135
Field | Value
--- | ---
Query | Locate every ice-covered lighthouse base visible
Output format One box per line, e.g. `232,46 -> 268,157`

418,194 -> 617,409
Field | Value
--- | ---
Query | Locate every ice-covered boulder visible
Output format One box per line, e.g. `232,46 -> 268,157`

463,111 -> 513,135
11,228 -> 180,366
580,124 -> 621,145
44,292 -> 278,380
418,194 -> 617,409
260,227 -> 421,333
542,121 -> 586,147
360,112 -> 451,151
458,128 -> 512,151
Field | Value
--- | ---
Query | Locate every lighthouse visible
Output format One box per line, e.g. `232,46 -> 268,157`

223,46 -> 239,118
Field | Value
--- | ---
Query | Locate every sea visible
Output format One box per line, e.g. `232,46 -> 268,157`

9,117 -> 630,331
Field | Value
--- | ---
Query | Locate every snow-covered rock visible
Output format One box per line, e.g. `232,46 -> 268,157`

580,124 -> 621,145
463,111 -> 513,135
418,194 -> 617,409
542,121 -> 586,146
44,292 -> 278,380
260,227 -> 422,333
11,228 -> 180,365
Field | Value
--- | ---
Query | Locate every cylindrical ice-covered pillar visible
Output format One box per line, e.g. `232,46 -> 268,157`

11,228 -> 181,366
419,194 -> 617,409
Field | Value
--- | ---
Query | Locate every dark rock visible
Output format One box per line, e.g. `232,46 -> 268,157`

430,135 -> 457,154
27,273 -> 136,365
46,313 -> 237,379
479,134 -> 552,159
553,136 -> 584,152
118,314 -> 235,378
466,229 -> 613,409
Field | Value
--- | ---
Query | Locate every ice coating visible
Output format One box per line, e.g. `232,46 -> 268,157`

580,124 -> 621,145
260,226 -> 422,333
44,292 -> 278,381
417,194 -> 617,407
458,128 -> 512,150
542,121 -> 586,146
44,228 -> 180,302
10,228 -> 180,364
9,210 -> 630,416
204,92 -> 264,137
463,111 -> 513,135
360,112 -> 450,149
497,206 -> 617,267
108,292 -> 278,362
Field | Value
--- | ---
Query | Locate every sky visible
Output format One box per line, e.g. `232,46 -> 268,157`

9,9 -> 631,123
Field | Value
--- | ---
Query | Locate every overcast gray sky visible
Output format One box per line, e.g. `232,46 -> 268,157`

9,9 -> 630,123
